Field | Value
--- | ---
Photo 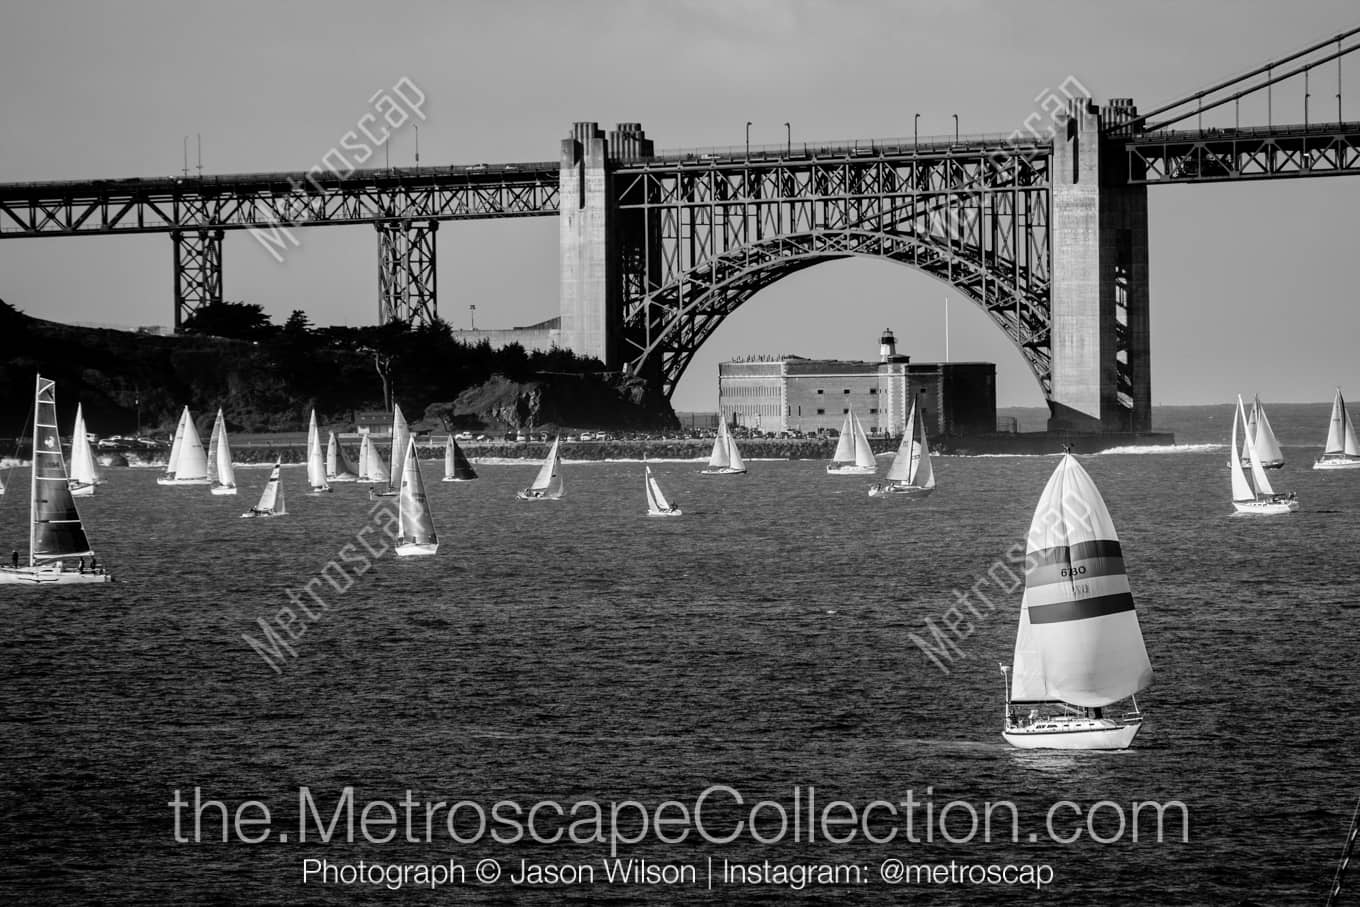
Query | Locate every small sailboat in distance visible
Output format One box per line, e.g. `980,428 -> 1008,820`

371,403 -> 410,497
67,403 -> 102,497
395,438 -> 438,556
1,375 -> 112,584
1228,395 -> 1286,469
1314,387 -> 1360,470
826,408 -> 877,475
326,431 -> 360,482
1231,395 -> 1298,514
241,459 -> 287,518
701,419 -> 746,475
158,406 -> 211,485
357,432 -> 388,485
305,410 -> 331,493
207,408 -> 237,495
442,435 -> 478,482
645,464 -> 681,516
517,436 -> 564,500
869,399 -> 935,498
999,454 -> 1151,750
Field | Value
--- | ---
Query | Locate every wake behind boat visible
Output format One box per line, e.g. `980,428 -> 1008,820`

701,420 -> 746,475
241,460 -> 287,518
517,436 -> 564,500
1000,454 -> 1151,750
869,399 -> 934,498
826,408 -> 877,475
1314,387 -> 1360,470
1231,395 -> 1298,514
0,375 -> 112,584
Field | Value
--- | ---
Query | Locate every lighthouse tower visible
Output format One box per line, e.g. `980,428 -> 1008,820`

879,328 -> 899,363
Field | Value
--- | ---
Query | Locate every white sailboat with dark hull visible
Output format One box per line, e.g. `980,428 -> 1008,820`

326,431 -> 360,483
517,436 -> 564,500
826,408 -> 877,475
67,403 -> 102,497
1000,454 -> 1151,750
442,435 -> 478,482
1231,395 -> 1299,514
1314,388 -> 1360,470
645,464 -> 681,516
242,459 -> 287,518
207,408 -> 237,495
701,420 -> 746,475
157,407 -> 211,485
1,375 -> 112,584
869,400 -> 934,498
395,438 -> 439,556
305,411 -> 331,494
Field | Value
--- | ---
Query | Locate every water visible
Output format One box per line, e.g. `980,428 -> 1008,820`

2,452 -> 1359,904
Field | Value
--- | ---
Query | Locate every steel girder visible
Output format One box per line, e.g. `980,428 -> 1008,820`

611,148 -> 1053,398
171,229 -> 224,331
1124,122 -> 1360,184
0,165 -> 560,238
377,221 -> 438,325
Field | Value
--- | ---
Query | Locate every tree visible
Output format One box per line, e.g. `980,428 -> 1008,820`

181,301 -> 274,341
282,309 -> 312,337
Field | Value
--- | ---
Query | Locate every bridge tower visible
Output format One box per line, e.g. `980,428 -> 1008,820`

376,220 -> 438,325
171,228 -> 224,331
1049,98 -> 1151,432
558,122 -> 656,370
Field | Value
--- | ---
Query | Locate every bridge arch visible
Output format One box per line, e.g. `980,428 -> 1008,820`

621,228 -> 1052,401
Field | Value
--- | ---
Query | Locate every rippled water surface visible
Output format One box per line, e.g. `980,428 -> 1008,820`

2,447 -> 1359,904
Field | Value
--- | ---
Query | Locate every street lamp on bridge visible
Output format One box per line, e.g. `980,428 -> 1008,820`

469,304 -> 476,331
914,113 -> 919,145
953,114 -> 959,144
746,121 -> 752,156
784,122 -> 790,155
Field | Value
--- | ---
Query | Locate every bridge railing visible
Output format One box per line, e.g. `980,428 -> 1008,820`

641,131 -> 1054,164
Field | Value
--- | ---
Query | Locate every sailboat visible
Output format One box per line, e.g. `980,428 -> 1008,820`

241,459 -> 287,518
999,454 -> 1151,750
517,436 -> 564,500
1231,395 -> 1299,514
305,410 -> 331,493
326,431 -> 360,482
645,464 -> 681,516
369,404 -> 409,497
869,400 -> 935,497
700,420 -> 747,475
826,408 -> 877,475
356,433 -> 389,485
157,407 -> 211,485
395,438 -> 439,556
1228,395 -> 1285,469
0,375 -> 112,584
1314,387 -> 1360,470
206,408 -> 237,495
67,403 -> 102,497
442,435 -> 478,482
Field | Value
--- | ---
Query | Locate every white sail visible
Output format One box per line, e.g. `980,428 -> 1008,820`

173,409 -> 209,481
1009,455 -> 1153,707
164,407 -> 187,477
851,412 -> 876,469
396,438 -> 438,554
1251,396 -> 1285,465
326,431 -> 360,481
306,411 -> 329,491
358,433 -> 388,483
1229,400 -> 1254,502
645,465 -> 677,514
528,437 -> 564,496
830,412 -> 855,462
208,409 -> 236,492
708,422 -> 731,469
910,403 -> 935,489
253,461 -> 284,514
1322,388 -> 1360,456
883,401 -> 935,490
1243,398 -> 1276,496
388,404 -> 410,491
68,403 -> 101,493
725,428 -> 746,473
443,435 -> 478,481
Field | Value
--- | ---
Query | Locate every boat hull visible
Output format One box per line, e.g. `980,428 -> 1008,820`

1313,456 -> 1360,470
240,510 -> 282,519
868,484 -> 933,498
1003,717 -> 1142,751
441,477 -> 477,482
1227,458 -> 1284,470
516,489 -> 563,500
157,476 -> 211,486
647,508 -> 683,517
327,475 -> 359,483
308,486 -> 333,494
68,482 -> 95,497
395,541 -> 439,557
700,467 -> 746,475
0,566 -> 112,585
210,485 -> 237,496
826,464 -> 876,475
1233,498 -> 1299,514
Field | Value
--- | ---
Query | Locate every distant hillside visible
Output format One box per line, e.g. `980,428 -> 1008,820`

0,300 -> 676,438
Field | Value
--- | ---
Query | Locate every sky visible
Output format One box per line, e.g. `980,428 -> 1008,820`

0,0 -> 1357,413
